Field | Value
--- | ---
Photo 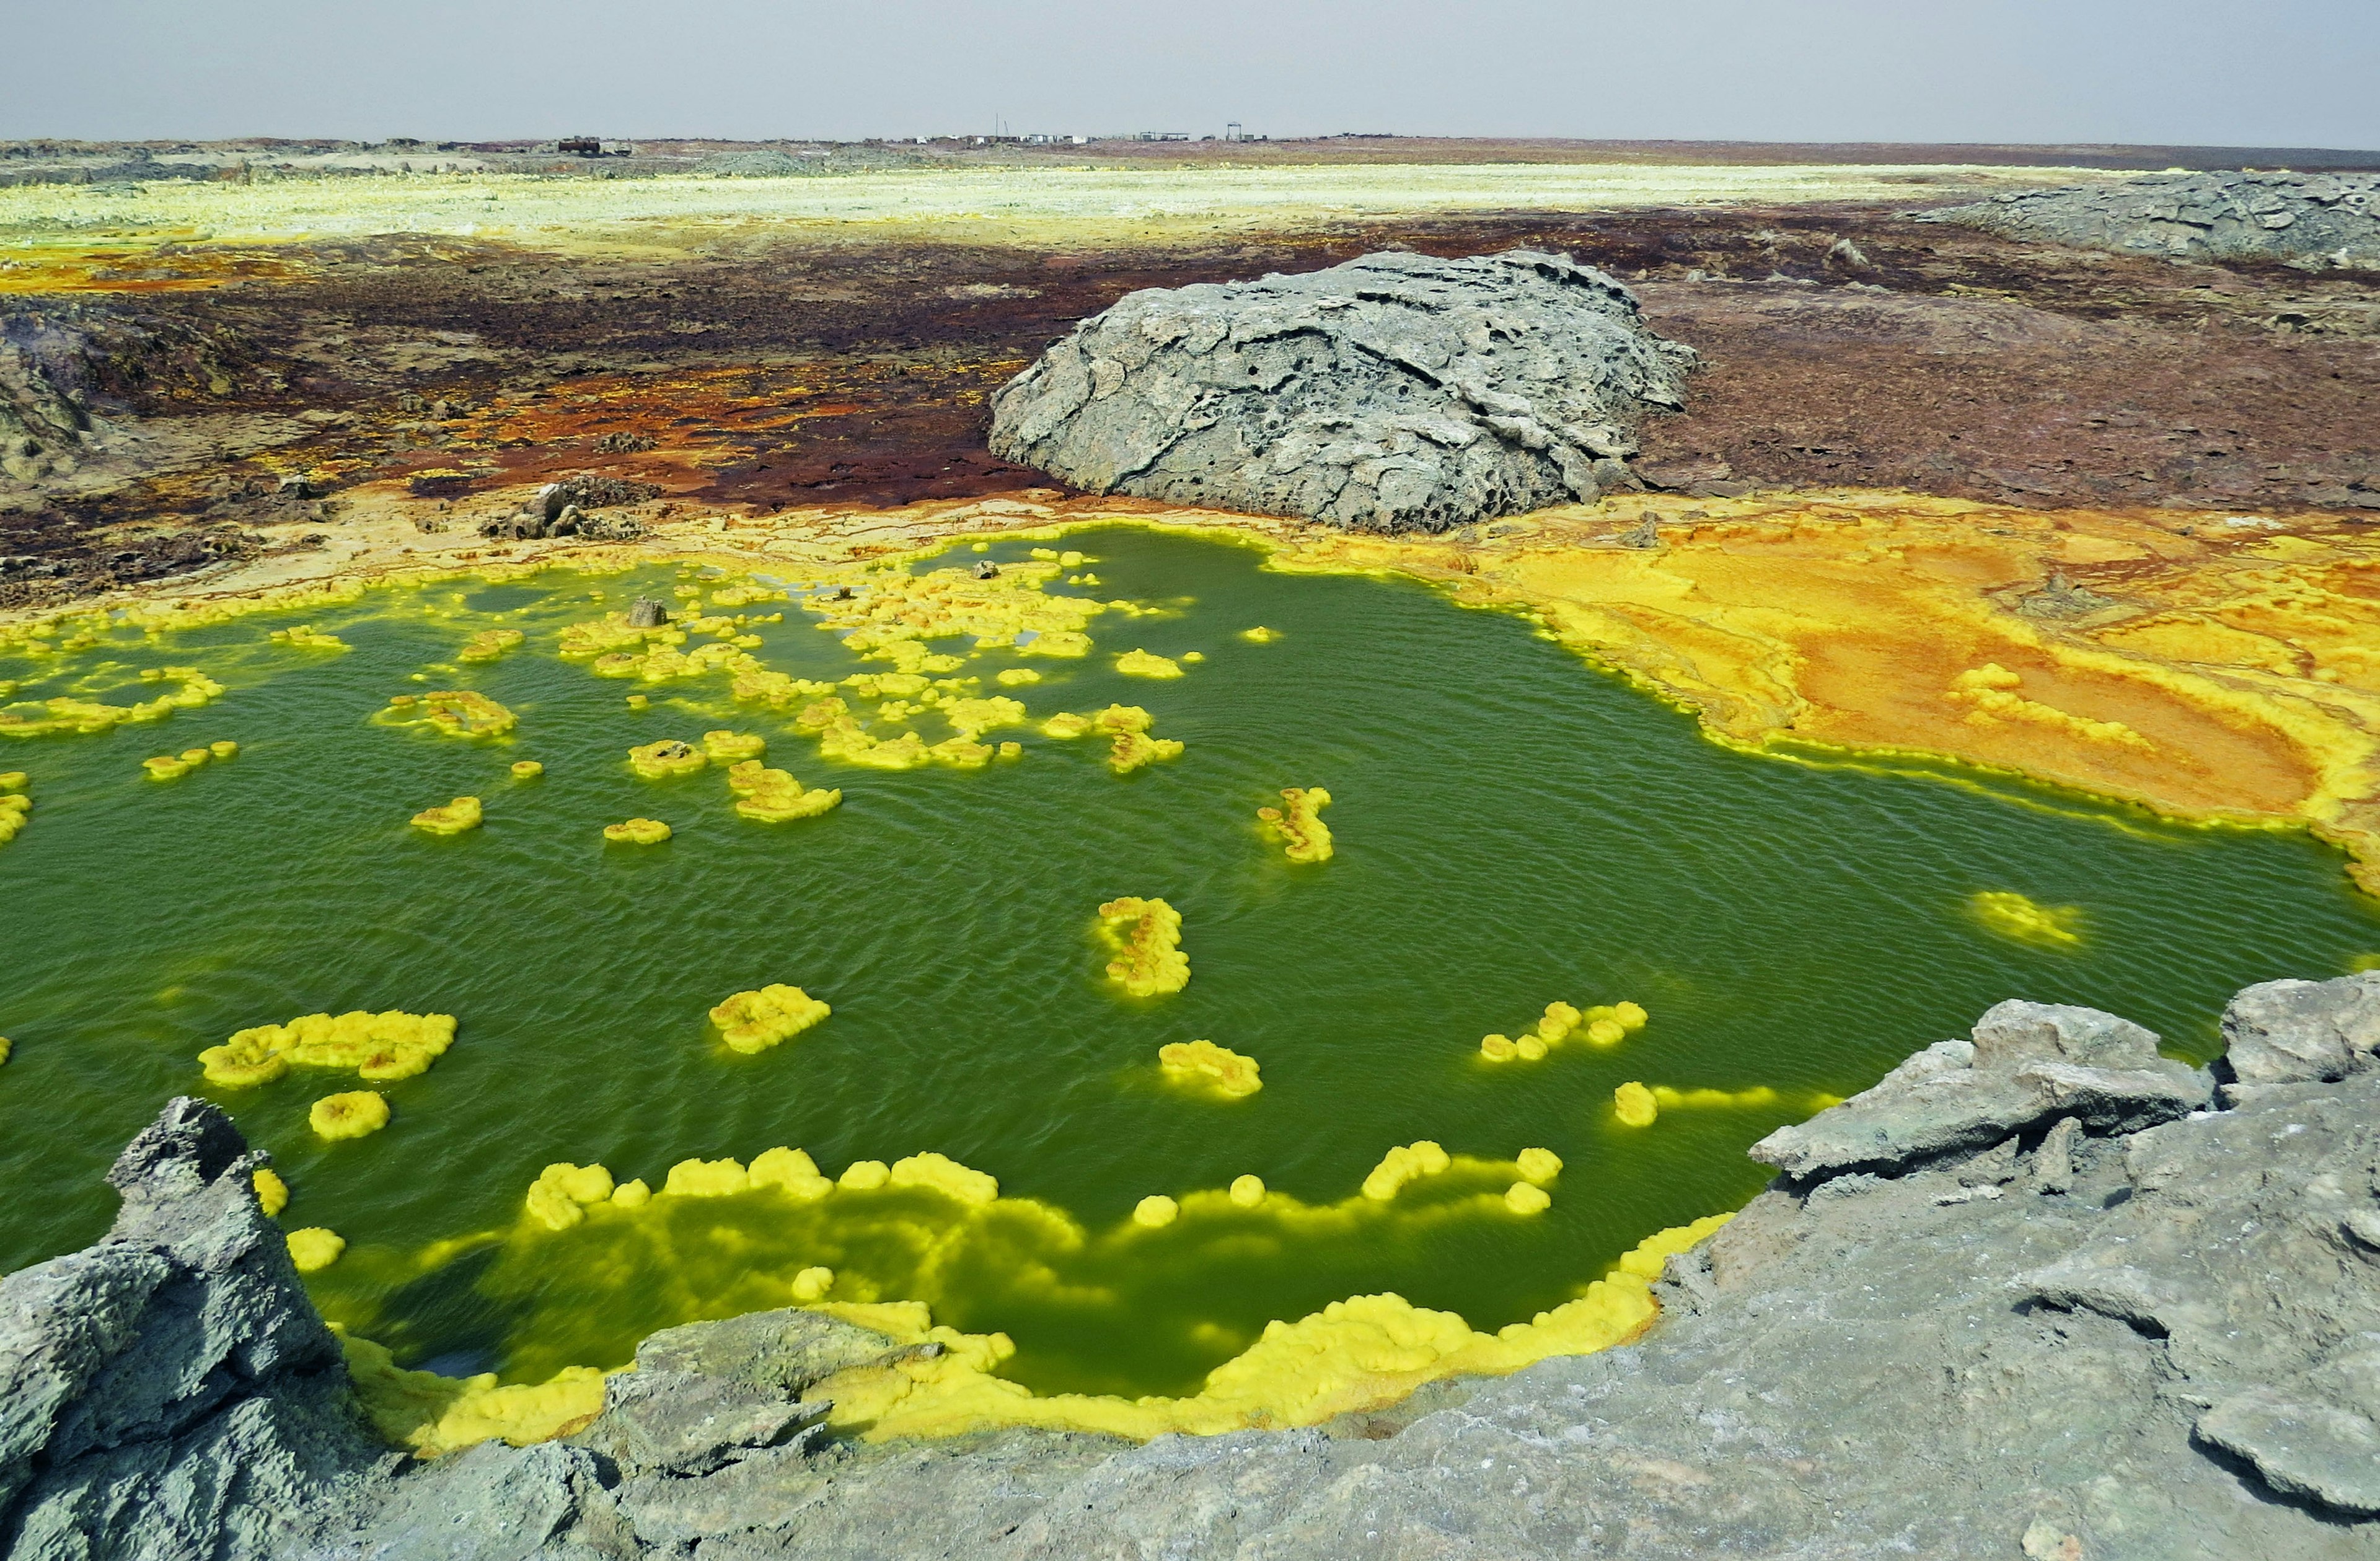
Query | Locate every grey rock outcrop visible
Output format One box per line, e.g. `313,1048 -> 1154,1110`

1747,998 -> 2213,1181
2220,970 -> 2380,1086
986,250 -> 1698,532
1921,170 -> 2380,270
0,1097 -> 384,1560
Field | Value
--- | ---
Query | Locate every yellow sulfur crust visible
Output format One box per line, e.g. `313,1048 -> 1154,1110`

1,666 -> 223,738
1969,889 -> 2084,946
627,739 -> 707,778
1613,1082 -> 1659,1127
339,1331 -> 607,1459
1158,1039 -> 1262,1099
410,796 -> 482,835
1256,786 -> 1333,863
604,817 -> 672,845
725,759 -> 841,821
252,1168 -> 289,1218
286,1228 -> 345,1272
1096,896 -> 1189,996
310,1090 -> 391,1140
458,628 -> 526,663
1479,1000 -> 1644,1062
200,1009 -> 457,1086
379,691 -> 516,739
707,984 -> 832,1055
1115,649 -> 1183,679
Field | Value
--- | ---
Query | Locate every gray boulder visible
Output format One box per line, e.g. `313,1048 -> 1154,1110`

1920,170 -> 2380,270
2220,972 -> 2380,1086
986,250 -> 1698,532
1748,1000 -> 2213,1182
0,1097 -> 384,1560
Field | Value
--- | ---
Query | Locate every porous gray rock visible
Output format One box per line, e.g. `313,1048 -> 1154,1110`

624,597 -> 668,629
1747,999 -> 2213,1181
0,1097 -> 384,1561
986,250 -> 1698,532
1921,170 -> 2380,270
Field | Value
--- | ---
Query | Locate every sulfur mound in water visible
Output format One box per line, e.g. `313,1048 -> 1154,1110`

1158,1039 -> 1262,1099
1257,786 -> 1333,863
378,691 -> 516,739
0,772 -> 27,845
708,984 -> 833,1055
1970,889 -> 2084,948
309,1091 -> 390,1141
1097,896 -> 1189,996
409,796 -> 482,835
0,665 -> 223,737
200,1009 -> 457,1086
628,739 -> 707,778
1480,999 -> 1645,1062
987,250 -> 1696,532
725,759 -> 840,822
605,817 -> 672,845
457,628 -> 526,663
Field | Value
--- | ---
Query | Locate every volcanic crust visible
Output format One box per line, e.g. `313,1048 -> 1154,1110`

5,976 -> 2378,1559
1924,170 -> 2380,270
986,250 -> 1695,530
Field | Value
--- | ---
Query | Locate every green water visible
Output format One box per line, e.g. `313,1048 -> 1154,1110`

2,524 -> 2374,1398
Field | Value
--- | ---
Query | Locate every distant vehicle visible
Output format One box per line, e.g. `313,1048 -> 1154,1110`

557,137 -> 634,157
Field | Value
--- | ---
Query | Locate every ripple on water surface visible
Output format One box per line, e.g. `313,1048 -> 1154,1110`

1,524 -> 2374,1401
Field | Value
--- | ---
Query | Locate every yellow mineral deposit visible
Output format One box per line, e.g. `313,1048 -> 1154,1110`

1241,627 -> 1281,643
457,628 -> 526,663
268,625 -> 348,651
1480,999 -> 1646,1062
524,1163 -> 618,1231
0,1037 -> 11,1066
1256,786 -> 1334,863
995,667 -> 1042,686
938,695 -> 1029,737
1652,1085 -> 1787,1110
142,752 -> 196,780
604,817 -> 672,845
725,759 -> 841,822
410,796 -> 482,835
701,729 -> 767,761
1948,664 -> 2153,752
310,1090 -> 392,1141
1515,1147 -> 1563,1184
1114,649 -> 1183,679
627,739 -> 707,778
1362,1140 -> 1453,1200
509,760 -> 544,780
1107,728 -> 1185,775
1613,1081 -> 1660,1127
625,694 -> 649,710
339,1332 -> 606,1458
1229,1174 -> 1267,1207
0,780 -> 27,845
791,1266 -> 835,1302
0,666 -> 223,737
1133,1194 -> 1180,1228
1157,1039 -> 1263,1099
252,1167 -> 290,1218
200,1010 -> 457,1086
1969,889 -> 2085,947
208,739 -> 237,759
1097,896 -> 1189,996
802,1213 -> 1734,1443
379,690 -> 516,739
707,984 -> 832,1055
1503,1182 -> 1553,1214
286,1228 -> 346,1272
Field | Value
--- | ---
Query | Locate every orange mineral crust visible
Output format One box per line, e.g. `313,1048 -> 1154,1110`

1265,494 -> 2380,892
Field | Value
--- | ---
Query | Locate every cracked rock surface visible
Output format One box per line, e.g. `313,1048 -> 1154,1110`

987,250 -> 1697,532
1921,171 -> 2380,270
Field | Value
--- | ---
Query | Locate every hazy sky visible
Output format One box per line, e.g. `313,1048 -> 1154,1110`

11,0 -> 2378,148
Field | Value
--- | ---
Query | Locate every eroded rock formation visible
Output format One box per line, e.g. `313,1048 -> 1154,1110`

0,1098 -> 384,1560
987,250 -> 1698,532
1922,170 -> 2380,270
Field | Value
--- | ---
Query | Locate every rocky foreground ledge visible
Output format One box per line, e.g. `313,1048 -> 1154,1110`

5,977 -> 2379,1560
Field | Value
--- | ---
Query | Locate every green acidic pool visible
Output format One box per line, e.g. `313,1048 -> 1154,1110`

2,524 -> 2374,1399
